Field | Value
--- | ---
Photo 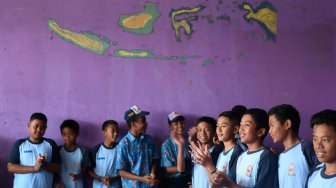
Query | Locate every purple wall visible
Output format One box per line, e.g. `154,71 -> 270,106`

0,0 -> 335,186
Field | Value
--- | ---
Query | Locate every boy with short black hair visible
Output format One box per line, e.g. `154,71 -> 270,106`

191,111 -> 245,185
205,108 -> 278,188
116,105 -> 159,187
161,112 -> 192,187
7,112 -> 61,188
88,120 -> 121,188
189,116 -> 223,188
268,104 -> 318,188
55,119 -> 90,188
306,109 -> 336,187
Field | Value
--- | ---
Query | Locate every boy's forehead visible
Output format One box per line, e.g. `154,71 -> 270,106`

30,119 -> 47,125
313,123 -> 336,134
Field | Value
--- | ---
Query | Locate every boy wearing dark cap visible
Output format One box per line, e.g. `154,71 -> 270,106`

116,105 -> 159,188
161,112 -> 192,188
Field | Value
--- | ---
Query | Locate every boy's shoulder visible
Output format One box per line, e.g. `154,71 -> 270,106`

261,148 -> 278,159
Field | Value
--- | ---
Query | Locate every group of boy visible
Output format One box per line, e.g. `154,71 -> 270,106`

7,104 -> 336,188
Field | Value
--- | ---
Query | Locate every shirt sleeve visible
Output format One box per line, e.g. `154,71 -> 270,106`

89,144 -> 100,169
254,149 -> 279,188
79,146 -> 91,168
161,140 -> 176,167
49,139 -> 61,163
116,141 -> 130,171
301,141 -> 320,169
8,140 -> 23,164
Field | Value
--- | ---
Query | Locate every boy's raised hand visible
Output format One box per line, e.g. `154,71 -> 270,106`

33,154 -> 44,172
189,141 -> 212,167
188,127 -> 198,143
171,130 -> 185,146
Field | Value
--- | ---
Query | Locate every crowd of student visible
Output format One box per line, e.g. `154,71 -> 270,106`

6,104 -> 336,188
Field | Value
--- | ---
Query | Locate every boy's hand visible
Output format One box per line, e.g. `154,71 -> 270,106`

69,173 -> 79,181
55,182 -> 65,188
188,127 -> 198,143
100,176 -> 111,186
171,130 -> 185,146
33,155 -> 44,172
143,175 -> 159,187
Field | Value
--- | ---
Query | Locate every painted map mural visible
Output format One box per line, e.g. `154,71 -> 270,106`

47,0 -> 278,66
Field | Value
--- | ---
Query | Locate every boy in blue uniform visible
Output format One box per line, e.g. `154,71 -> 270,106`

205,108 -> 278,188
189,116 -> 223,188
161,112 -> 192,187
268,104 -> 318,188
306,109 -> 336,187
7,112 -> 61,188
190,111 -> 245,186
55,119 -> 90,188
116,105 -> 159,188
88,120 -> 121,188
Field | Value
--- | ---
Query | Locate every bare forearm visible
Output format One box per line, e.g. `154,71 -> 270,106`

42,162 -> 60,173
119,170 -> 143,182
7,163 -> 35,174
88,168 -> 100,181
176,146 -> 185,173
150,159 -> 159,175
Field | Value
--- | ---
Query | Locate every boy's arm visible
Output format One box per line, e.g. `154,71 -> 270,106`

88,168 -> 102,181
119,170 -> 149,183
7,163 -> 38,174
42,139 -> 61,173
253,150 -> 279,188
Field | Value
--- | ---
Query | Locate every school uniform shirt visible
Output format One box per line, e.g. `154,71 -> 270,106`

236,148 -> 278,188
192,144 -> 223,188
160,137 -> 192,179
90,143 -> 121,188
59,145 -> 90,188
278,140 -> 319,188
8,137 -> 61,188
306,163 -> 336,188
116,132 -> 159,188
216,144 -> 244,183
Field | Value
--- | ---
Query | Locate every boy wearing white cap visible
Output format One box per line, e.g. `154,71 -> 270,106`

161,112 -> 192,188
116,105 -> 159,188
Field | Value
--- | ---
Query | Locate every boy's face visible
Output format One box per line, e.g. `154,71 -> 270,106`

61,127 -> 77,146
103,124 -> 119,143
169,120 -> 185,135
28,119 -> 47,141
197,122 -> 215,145
216,116 -> 238,142
313,124 -> 336,164
132,116 -> 148,133
239,114 -> 262,144
268,115 -> 288,143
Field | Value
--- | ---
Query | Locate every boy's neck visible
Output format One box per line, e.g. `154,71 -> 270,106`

283,132 -> 301,150
247,140 -> 264,152
29,136 -> 42,143
130,129 -> 142,140
64,143 -> 77,152
223,139 -> 237,152
201,142 -> 215,150
324,163 -> 336,175
103,140 -> 116,148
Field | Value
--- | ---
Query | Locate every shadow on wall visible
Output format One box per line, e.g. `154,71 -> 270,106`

0,137 -> 17,187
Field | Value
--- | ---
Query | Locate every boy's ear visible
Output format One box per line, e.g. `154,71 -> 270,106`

233,125 -> 240,134
76,131 -> 80,137
258,128 -> 266,138
284,119 -> 292,130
